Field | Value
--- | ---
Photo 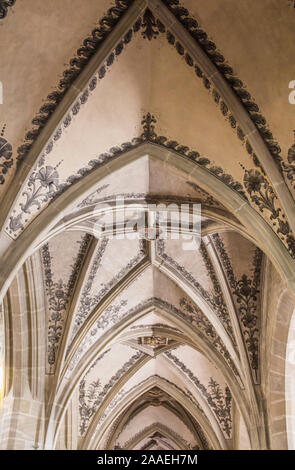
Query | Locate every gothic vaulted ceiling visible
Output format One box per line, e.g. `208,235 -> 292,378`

1,0 -> 295,450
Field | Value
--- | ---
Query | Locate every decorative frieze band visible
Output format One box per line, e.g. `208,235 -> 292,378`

0,0 -> 15,20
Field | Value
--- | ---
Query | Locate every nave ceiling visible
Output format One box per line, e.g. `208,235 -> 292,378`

0,0 -> 295,450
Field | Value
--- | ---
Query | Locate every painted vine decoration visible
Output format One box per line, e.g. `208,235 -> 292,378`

86,298 -> 129,341
176,297 -> 240,379
8,162 -> 61,234
72,239 -> 146,338
283,131 -> 295,186
41,234 -> 93,372
0,124 -> 13,185
73,238 -> 109,333
208,378 -> 232,438
78,348 -> 110,435
212,234 -> 262,380
89,240 -> 147,313
199,241 -> 236,345
0,0 -> 15,19
165,351 -> 232,438
11,2 -> 292,255
10,2 -> 292,255
156,239 -> 236,348
42,244 -> 67,371
67,298 -> 129,375
244,169 -> 280,219
109,405 -> 205,450
161,0 -> 295,251
79,351 -> 143,435
243,168 -> 295,258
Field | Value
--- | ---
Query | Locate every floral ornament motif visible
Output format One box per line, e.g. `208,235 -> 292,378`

165,351 -> 232,438
176,297 -> 240,379
41,244 -> 67,370
199,242 -> 236,346
283,131 -> 295,187
78,348 -> 110,435
0,125 -> 13,184
243,169 -> 265,195
141,112 -> 157,140
47,280 -> 68,367
208,378 -> 232,438
79,351 -> 143,435
8,164 -> 61,235
79,378 -> 102,435
179,297 -> 239,377
244,168 -> 280,222
67,298 -> 129,374
42,235 -> 93,372
141,8 -> 165,40
235,275 -> 259,329
72,238 -> 109,332
0,0 -> 15,19
72,239 -> 146,336
243,168 -> 295,258
84,299 -> 129,345
212,234 -> 262,379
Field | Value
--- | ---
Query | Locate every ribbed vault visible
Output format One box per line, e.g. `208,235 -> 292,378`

1,0 -> 295,451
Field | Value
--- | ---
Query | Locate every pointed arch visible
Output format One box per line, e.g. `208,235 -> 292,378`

84,375 -> 224,450
1,144 -> 295,306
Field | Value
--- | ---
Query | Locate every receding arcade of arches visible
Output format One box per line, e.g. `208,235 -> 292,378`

1,0 -> 295,450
